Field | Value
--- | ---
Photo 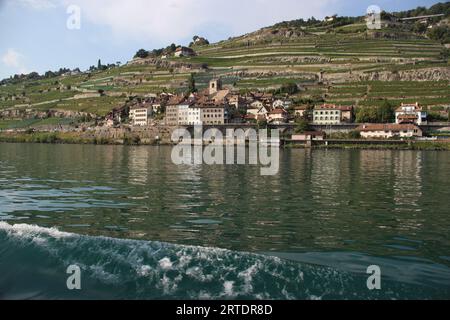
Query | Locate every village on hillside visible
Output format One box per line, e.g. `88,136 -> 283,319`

1,3 -> 449,147
103,77 -> 440,143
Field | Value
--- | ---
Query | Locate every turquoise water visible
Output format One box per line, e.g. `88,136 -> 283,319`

0,143 -> 449,299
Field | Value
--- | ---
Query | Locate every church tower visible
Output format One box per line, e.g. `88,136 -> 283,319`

209,78 -> 222,95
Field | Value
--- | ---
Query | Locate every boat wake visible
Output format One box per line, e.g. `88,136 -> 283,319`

0,222 -> 448,300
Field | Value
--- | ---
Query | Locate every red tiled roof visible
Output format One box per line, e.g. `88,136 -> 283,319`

269,109 -> 287,115
315,104 -> 353,111
398,114 -> 418,119
167,95 -> 187,105
176,46 -> 195,53
357,124 -> 421,132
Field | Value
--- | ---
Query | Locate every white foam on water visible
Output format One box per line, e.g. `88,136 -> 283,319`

137,265 -> 152,277
223,281 -> 235,296
159,257 -> 173,271
0,221 -> 72,239
0,222 -> 351,300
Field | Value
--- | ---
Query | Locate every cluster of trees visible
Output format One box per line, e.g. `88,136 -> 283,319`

188,74 -> 197,93
273,3 -> 449,33
134,44 -> 179,59
88,59 -> 118,72
189,36 -> 210,47
1,56 -> 122,85
428,25 -> 450,43
274,15 -> 359,29
0,67 -> 80,85
355,101 -> 396,123
393,2 -> 450,19
44,68 -> 79,78
395,3 -> 450,41
294,118 -> 311,134
274,82 -> 299,95
1,57 -> 121,86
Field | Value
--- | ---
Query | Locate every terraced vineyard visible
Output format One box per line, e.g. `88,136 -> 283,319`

326,81 -> 450,107
1,16 -> 449,118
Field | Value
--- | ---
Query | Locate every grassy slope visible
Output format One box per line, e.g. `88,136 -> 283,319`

0,21 -> 449,119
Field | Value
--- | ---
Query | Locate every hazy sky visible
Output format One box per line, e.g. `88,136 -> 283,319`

0,0 -> 444,79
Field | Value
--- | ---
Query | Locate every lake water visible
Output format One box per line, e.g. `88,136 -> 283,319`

0,143 -> 449,299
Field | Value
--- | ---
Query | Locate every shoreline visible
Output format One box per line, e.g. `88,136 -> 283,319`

1,132 -> 450,151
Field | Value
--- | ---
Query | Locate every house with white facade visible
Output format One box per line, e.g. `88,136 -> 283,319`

178,102 -> 202,125
273,99 -> 292,110
174,47 -> 196,57
313,104 -> 353,125
267,109 -> 288,124
395,103 -> 427,125
130,105 -> 153,126
356,124 -> 423,139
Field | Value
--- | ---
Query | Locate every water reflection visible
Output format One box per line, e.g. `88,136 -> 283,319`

0,144 -> 449,266
393,151 -> 423,210
128,147 -> 150,186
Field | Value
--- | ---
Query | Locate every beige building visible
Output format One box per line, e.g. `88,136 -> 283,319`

165,105 -> 179,126
165,95 -> 187,126
227,94 -> 245,110
313,104 -> 353,125
357,124 -> 423,139
292,131 -> 325,141
200,103 -> 226,125
209,78 -> 222,95
294,106 -> 309,118
267,109 -> 288,124
166,102 -> 225,126
174,46 -> 196,57
130,106 -> 152,126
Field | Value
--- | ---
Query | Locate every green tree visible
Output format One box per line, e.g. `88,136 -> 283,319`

427,25 -> 450,43
413,21 -> 427,34
377,100 -> 395,123
294,119 -> 310,133
356,107 -> 378,123
348,130 -> 361,139
188,73 -> 197,93
279,82 -> 299,95
257,119 -> 268,129
134,49 -> 149,59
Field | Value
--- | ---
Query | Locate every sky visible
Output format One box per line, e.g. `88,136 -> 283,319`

0,0 -> 445,79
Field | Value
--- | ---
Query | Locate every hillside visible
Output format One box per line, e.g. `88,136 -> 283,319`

0,2 -> 449,130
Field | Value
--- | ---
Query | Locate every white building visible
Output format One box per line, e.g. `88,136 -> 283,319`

174,47 -> 196,57
273,99 -> 292,110
267,109 -> 288,124
178,103 -> 202,125
313,104 -> 353,125
357,124 -> 423,139
395,103 -> 427,125
130,106 -> 152,126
